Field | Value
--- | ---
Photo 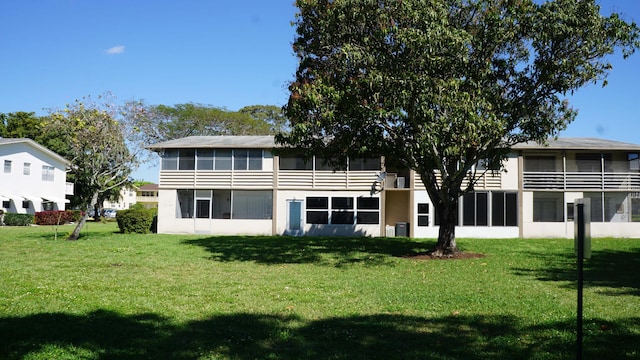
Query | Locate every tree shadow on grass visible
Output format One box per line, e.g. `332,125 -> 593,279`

183,236 -> 435,267
512,247 -> 640,296
1,310 -> 638,359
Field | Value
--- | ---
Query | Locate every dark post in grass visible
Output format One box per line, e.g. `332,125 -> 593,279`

574,199 -> 591,360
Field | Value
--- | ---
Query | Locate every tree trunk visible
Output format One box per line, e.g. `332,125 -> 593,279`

433,200 -> 460,257
67,191 -> 99,240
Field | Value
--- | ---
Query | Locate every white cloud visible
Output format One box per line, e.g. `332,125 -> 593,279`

105,45 -> 125,55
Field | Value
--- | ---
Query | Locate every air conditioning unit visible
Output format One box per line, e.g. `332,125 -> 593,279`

396,177 -> 405,188
385,225 -> 395,237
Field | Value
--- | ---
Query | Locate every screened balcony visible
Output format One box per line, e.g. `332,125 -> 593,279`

522,151 -> 640,190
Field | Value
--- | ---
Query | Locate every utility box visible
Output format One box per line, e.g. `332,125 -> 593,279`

395,222 -> 409,237
385,225 -> 395,237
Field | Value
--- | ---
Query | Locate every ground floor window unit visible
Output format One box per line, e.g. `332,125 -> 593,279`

429,191 -> 518,227
533,191 -> 640,223
176,189 -> 272,220
306,196 -> 380,225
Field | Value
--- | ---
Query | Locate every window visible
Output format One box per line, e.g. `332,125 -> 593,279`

234,149 -> 263,170
491,192 -> 518,226
462,192 -> 488,226
575,153 -> 601,172
307,211 -> 329,224
279,154 -> 312,170
632,196 -> 640,222
417,203 -> 429,226
331,197 -> 354,224
566,203 -> 575,221
22,200 -> 29,209
2,200 -> 9,208
4,160 -> 11,173
356,197 -> 379,224
232,190 -> 272,219
629,153 -> 640,171
178,149 -> 195,170
524,156 -> 557,172
215,149 -> 232,170
533,192 -> 563,222
583,192 -> 603,222
234,150 -> 248,170
604,192 -> 629,222
306,197 -> 328,209
316,157 -> 346,171
358,197 -> 379,210
348,158 -> 381,171
23,162 -> 30,175
332,197 -> 354,210
212,190 -> 231,219
176,190 -> 194,218
162,149 -> 178,170
331,211 -> 354,224
43,201 -> 54,211
305,196 -> 378,225
197,149 -> 214,170
306,197 -> 328,224
42,165 -> 54,181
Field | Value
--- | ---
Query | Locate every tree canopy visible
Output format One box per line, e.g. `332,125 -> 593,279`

124,102 -> 288,147
278,0 -> 640,255
47,96 -> 141,240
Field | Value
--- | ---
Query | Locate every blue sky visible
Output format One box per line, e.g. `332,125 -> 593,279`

1,1 -> 639,183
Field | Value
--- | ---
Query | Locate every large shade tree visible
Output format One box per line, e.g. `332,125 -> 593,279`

278,0 -> 639,255
48,96 -> 140,240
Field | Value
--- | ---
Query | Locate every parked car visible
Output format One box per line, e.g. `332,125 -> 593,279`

104,209 -> 117,218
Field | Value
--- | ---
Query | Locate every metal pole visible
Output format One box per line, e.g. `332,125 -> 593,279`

576,203 -> 584,360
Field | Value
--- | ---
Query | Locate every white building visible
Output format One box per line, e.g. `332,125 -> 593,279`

147,136 -> 640,238
102,186 -> 137,210
0,138 -> 72,213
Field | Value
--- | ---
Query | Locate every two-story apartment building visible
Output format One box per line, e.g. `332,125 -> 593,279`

0,138 -> 72,214
102,186 -> 137,211
148,136 -> 640,238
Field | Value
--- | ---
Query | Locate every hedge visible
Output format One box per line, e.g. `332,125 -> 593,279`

34,210 -> 83,225
116,206 -> 156,234
3,213 -> 34,226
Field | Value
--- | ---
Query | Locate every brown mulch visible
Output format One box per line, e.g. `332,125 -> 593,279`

402,251 -> 486,260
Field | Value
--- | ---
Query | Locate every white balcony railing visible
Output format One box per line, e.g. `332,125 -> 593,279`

277,170 -> 376,190
523,172 -> 640,190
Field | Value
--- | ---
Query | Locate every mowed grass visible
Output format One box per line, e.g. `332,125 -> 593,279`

0,223 -> 638,359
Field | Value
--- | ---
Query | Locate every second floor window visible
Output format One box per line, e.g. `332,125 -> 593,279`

4,160 -> 11,173
42,165 -> 54,181
234,149 -> 263,170
524,156 -> 557,172
23,162 -> 30,175
163,148 -> 264,171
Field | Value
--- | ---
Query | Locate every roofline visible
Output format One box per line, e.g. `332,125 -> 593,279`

512,138 -> 640,151
0,138 -> 71,166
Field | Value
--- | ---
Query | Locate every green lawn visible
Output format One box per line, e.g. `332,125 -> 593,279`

0,223 -> 638,359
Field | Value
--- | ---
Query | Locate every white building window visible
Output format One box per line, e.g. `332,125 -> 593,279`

42,165 -> 55,181
533,192 -> 563,222
4,160 -> 11,173
23,162 -> 30,175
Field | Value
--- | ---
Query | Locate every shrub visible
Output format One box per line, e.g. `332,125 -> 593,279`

4,213 -> 34,226
116,207 -> 154,234
35,210 -> 79,225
